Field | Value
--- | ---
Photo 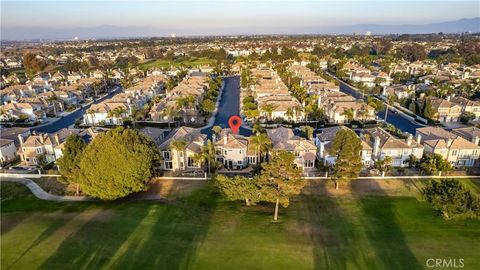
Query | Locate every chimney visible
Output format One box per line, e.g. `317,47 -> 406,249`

373,136 -> 380,157
54,134 -> 60,145
447,138 -> 453,147
407,134 -> 413,146
416,134 -> 422,144
39,134 -> 45,144
18,134 -> 24,145
473,136 -> 479,146
446,96 -> 451,102
223,134 -> 228,145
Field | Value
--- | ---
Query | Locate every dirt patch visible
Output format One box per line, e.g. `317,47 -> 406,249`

31,177 -> 70,195
302,179 -> 420,197
138,179 -> 207,199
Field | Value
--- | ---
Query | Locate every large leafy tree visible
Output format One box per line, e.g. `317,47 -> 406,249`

57,135 -> 86,194
77,128 -> 161,200
422,180 -> 480,220
257,151 -> 305,221
215,175 -> 262,206
330,129 -> 362,189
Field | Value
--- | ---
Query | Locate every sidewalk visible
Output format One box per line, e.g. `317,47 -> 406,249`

1,177 -> 95,202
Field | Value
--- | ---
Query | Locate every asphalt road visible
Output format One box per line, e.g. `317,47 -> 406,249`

31,86 -> 121,134
339,81 -> 423,134
201,76 -> 252,138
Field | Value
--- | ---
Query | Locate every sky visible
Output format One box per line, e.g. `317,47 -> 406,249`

1,1 -> 479,39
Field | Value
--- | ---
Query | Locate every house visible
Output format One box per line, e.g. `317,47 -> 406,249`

382,84 -> 415,100
314,126 -> 372,167
361,127 -> 424,167
17,133 -> 56,166
267,127 -> 317,171
157,127 -> 206,171
0,102 -> 47,122
451,127 -> 480,146
0,139 -> 17,165
449,96 -> 480,122
140,127 -> 169,145
423,96 -> 462,122
83,101 -> 130,126
416,127 -> 480,167
214,129 -> 256,169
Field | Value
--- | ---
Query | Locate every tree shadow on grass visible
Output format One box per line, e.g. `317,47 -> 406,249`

38,183 -> 218,270
352,180 -> 423,270
4,211 -> 73,270
38,202 -> 152,270
107,184 -> 219,269
299,182 -> 368,270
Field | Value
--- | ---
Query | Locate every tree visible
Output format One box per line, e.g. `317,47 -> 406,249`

375,156 -> 392,176
419,154 -> 452,175
330,129 -> 363,189
161,106 -> 178,128
215,175 -> 262,206
212,125 -> 222,136
201,98 -> 216,115
301,126 -> 314,140
460,111 -> 476,123
23,52 -> 47,74
260,103 -> 277,121
422,180 -> 479,219
422,98 -> 435,119
249,133 -> 272,164
77,128 -> 160,200
257,151 -> 305,221
57,135 -> 86,195
193,139 -> 217,175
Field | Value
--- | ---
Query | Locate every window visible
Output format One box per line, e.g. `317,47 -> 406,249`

187,157 -> 197,167
162,151 -> 171,159
237,160 -> 243,165
224,150 -> 227,155
451,150 -> 458,156
304,160 -> 314,168
164,161 -> 172,169
294,151 -> 300,157
179,151 -> 183,157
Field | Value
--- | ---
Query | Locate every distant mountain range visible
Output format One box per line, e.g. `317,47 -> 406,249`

2,18 -> 479,41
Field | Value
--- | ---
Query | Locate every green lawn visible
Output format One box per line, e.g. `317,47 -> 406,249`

137,57 -> 216,70
1,182 -> 479,270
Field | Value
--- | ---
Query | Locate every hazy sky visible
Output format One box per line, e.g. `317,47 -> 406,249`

2,1 -> 479,29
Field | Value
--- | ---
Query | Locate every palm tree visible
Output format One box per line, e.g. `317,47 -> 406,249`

170,139 -> 188,171
285,107 -> 295,122
176,95 -> 197,123
0,108 -> 10,121
260,103 -> 277,121
193,139 -> 217,176
47,95 -> 59,117
107,107 -> 127,125
161,106 -> 178,128
342,108 -> 354,123
249,133 -> 272,164
87,109 -> 96,125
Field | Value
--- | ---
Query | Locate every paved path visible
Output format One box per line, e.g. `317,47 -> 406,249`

1,177 -> 95,202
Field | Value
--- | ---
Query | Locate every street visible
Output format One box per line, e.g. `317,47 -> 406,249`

201,76 -> 252,137
31,87 -> 121,133
339,81 -> 423,134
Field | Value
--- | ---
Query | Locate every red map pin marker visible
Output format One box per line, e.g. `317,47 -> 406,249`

228,115 -> 242,134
